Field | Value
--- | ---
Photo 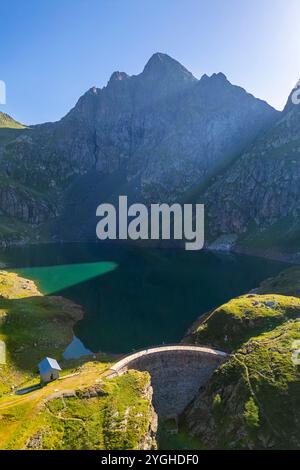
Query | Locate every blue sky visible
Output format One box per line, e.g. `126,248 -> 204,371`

1,0 -> 299,124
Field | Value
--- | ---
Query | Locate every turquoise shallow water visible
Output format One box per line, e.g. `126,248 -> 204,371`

0,243 -> 288,354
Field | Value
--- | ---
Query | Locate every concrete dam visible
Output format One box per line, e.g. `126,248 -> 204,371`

109,345 -> 228,418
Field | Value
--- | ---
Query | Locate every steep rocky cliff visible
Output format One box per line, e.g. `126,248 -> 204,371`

0,54 -> 278,243
203,88 -> 300,258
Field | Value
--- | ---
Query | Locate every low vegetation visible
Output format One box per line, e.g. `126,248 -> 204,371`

0,271 -> 84,395
0,113 -> 25,130
0,270 -> 156,450
183,266 -> 300,449
0,366 -> 156,450
187,292 -> 300,353
2,265 -> 300,450
254,266 -> 300,297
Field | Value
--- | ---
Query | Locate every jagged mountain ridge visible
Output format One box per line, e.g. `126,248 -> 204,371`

0,53 -> 279,243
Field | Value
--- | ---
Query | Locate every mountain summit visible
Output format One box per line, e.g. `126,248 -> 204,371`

0,53 -> 279,243
142,52 -> 196,82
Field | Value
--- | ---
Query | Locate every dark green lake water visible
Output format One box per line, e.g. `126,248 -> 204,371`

0,243 -> 288,354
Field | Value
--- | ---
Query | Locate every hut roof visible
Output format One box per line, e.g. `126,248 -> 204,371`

38,357 -> 62,374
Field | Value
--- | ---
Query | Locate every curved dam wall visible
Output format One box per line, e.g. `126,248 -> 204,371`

109,345 -> 227,418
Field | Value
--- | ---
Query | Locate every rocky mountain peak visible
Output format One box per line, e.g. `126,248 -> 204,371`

108,71 -> 129,85
0,53 -> 282,246
199,72 -> 229,86
142,52 -> 196,83
211,72 -> 227,81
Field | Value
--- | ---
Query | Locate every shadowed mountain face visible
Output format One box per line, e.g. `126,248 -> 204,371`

0,53 -> 279,242
203,86 -> 300,257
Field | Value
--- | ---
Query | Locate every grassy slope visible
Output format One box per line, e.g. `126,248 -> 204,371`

0,271 -> 87,395
254,266 -> 300,296
186,293 -> 300,353
0,113 -> 25,130
0,367 -> 155,450
40,370 -> 154,451
183,266 -> 300,449
0,270 -> 156,450
0,113 -> 26,146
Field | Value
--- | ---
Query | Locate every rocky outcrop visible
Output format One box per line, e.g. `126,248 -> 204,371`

0,181 -> 57,224
137,378 -> 158,450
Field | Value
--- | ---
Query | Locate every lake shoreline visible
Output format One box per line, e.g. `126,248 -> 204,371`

0,242 -> 290,355
1,236 -> 300,265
